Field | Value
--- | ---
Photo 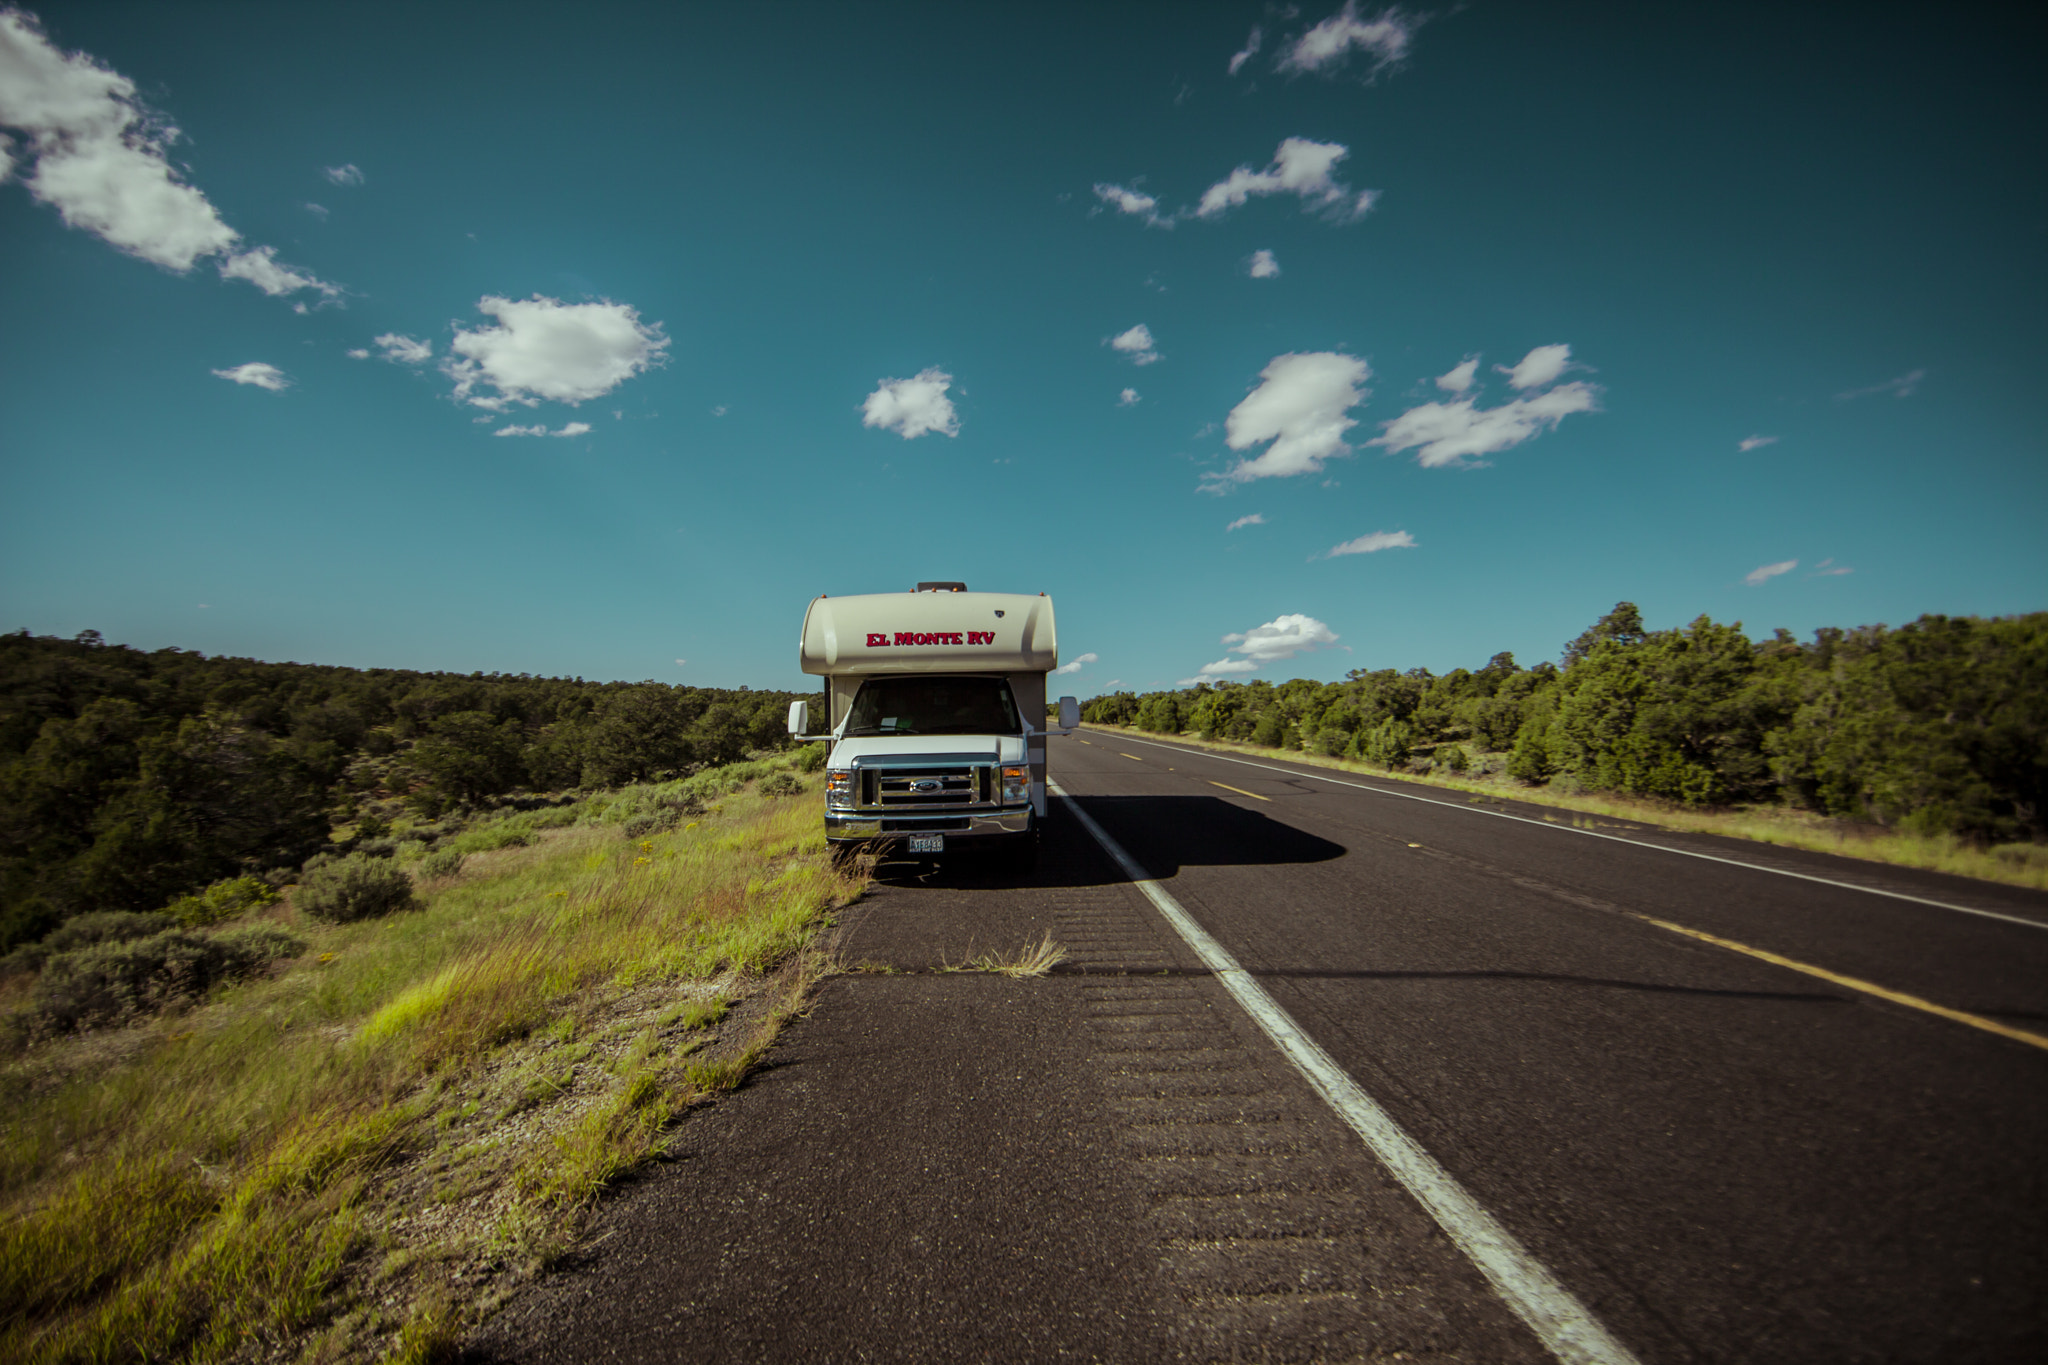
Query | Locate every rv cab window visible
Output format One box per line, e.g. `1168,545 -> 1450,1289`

844,676 -> 1021,737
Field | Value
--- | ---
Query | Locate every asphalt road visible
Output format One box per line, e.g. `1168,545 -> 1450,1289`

475,732 -> 2046,1363
1052,729 -> 2048,1363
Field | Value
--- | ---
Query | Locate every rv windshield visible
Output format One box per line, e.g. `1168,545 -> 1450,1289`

844,676 -> 1022,737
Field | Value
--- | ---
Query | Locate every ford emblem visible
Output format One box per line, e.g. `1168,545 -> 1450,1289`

912,779 -> 940,793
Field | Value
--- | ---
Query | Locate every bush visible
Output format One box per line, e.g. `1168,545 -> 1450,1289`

164,876 -> 281,929
794,743 -> 827,773
353,837 -> 400,859
29,926 -> 305,1035
414,847 -> 466,881
295,855 -> 418,924
760,771 -> 803,798
621,812 -> 677,840
447,821 -> 535,855
44,910 -> 176,954
1434,744 -> 1470,774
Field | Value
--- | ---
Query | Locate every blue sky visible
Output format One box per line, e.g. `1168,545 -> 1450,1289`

3,2 -> 2042,695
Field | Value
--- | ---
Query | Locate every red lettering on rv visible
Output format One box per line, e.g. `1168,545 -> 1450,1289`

866,630 -> 998,647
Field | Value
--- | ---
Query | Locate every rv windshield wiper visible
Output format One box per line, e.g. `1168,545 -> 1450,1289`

847,725 -> 920,736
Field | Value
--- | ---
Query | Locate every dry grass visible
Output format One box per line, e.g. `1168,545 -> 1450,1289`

1085,724 -> 2048,893
968,932 -> 1069,979
0,763 -> 865,1364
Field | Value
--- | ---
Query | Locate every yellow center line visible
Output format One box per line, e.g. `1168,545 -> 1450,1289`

1119,752 -> 1143,761
1632,913 -> 2048,1052
1209,780 -> 1270,802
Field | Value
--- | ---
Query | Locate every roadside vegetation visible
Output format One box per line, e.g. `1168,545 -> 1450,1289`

0,753 -> 863,1363
1083,605 -> 2047,891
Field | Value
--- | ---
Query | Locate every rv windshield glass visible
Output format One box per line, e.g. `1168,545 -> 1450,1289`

844,676 -> 1022,737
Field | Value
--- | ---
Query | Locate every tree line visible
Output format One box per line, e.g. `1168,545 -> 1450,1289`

0,629 -> 809,951
1083,605 -> 2045,846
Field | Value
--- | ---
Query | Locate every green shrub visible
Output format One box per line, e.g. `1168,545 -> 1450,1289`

621,812 -> 678,839
529,806 -> 579,829
29,926 -> 305,1035
794,743 -> 827,773
354,837 -> 400,859
1435,743 -> 1470,774
414,847 -> 466,881
45,911 -> 176,954
1312,727 -> 1350,758
165,876 -> 281,929
447,821 -> 535,855
295,855 -> 418,924
759,771 -> 803,797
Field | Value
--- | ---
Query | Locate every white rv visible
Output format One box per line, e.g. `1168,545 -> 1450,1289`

787,582 -> 1078,865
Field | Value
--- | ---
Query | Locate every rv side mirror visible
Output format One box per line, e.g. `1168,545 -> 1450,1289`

787,699 -> 809,737
1059,696 -> 1079,730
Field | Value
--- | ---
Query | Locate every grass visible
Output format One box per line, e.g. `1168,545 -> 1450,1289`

969,932 -> 1070,979
1083,724 -> 2048,893
0,758 -> 864,1364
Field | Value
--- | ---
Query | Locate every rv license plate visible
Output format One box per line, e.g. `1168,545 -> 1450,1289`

907,834 -> 945,854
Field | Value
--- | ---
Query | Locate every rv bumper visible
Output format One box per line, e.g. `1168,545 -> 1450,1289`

826,808 -> 1033,844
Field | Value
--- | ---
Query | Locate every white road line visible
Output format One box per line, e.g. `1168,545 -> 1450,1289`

1050,781 -> 1642,1365
1082,731 -> 2048,932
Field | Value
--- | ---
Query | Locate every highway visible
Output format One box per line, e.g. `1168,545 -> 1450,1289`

478,731 -> 2046,1364
1051,729 -> 2047,1363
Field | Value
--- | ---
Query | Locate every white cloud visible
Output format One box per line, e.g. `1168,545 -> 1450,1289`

1225,615 -> 1339,661
370,333 -> 432,364
1370,383 -> 1601,469
1179,659 -> 1259,685
212,362 -> 289,391
1109,323 -> 1159,366
1328,529 -> 1415,556
0,11 -> 237,270
1118,387 -> 1140,406
1738,434 -> 1779,452
1209,351 -> 1371,486
1745,559 -> 1798,586
218,245 -> 340,300
1248,248 -> 1280,278
0,13 -> 339,302
1054,652 -> 1099,676
1195,138 -> 1377,223
1226,513 -> 1266,531
304,201 -> 328,219
1092,181 -> 1171,228
346,348 -> 369,360
1501,343 -> 1572,389
1436,356 -> 1479,392
322,163 -> 363,186
1837,368 -> 1925,400
862,367 -> 960,440
711,404 -> 727,416
1813,559 -> 1853,577
674,658 -> 686,668
443,295 -> 669,410
495,421 -> 591,438
1278,3 -> 1418,77
1227,26 -> 1262,75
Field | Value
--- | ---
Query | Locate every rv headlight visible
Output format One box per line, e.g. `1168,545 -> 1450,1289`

1000,765 -> 1030,804
826,768 -> 855,809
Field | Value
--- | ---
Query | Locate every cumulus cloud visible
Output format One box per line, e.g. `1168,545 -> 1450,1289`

1109,324 -> 1159,366
1745,559 -> 1798,586
1226,513 -> 1266,531
1371,385 -> 1599,468
1436,356 -> 1479,392
1179,659 -> 1259,685
443,295 -> 668,410
1227,26 -> 1262,75
1054,652 -> 1099,676
1501,343 -> 1572,389
1248,248 -> 1280,278
0,13 -> 339,300
346,348 -> 369,360
1118,387 -> 1140,406
1208,351 -> 1371,486
322,163 -> 363,186
1328,529 -> 1415,556
211,362 -> 289,391
1195,138 -> 1377,222
1226,614 -> 1340,661
862,367 -> 960,439
369,333 -> 431,364
1092,181 -> 1171,228
1278,4 -> 1418,77
494,421 -> 591,438
1837,368 -> 1925,400
1738,434 -> 1779,452
218,245 -> 340,300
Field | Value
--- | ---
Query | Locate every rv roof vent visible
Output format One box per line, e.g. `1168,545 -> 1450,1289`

914,581 -> 968,592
